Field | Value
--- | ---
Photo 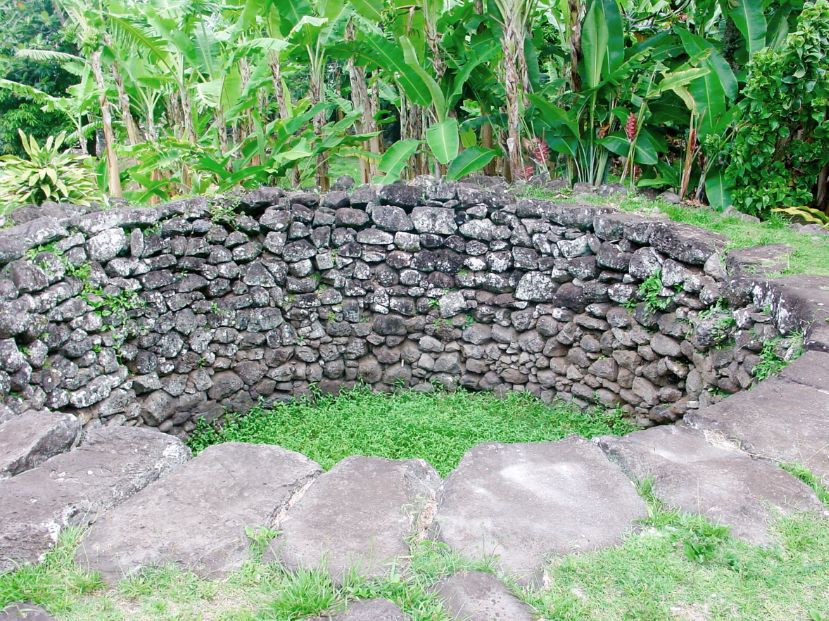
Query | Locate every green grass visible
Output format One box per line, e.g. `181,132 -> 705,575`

3,482 -> 827,621
188,386 -> 635,477
522,186 -> 829,277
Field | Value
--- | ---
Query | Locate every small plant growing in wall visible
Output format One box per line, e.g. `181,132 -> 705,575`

637,270 -> 676,314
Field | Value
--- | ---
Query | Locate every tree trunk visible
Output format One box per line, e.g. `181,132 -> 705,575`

180,86 -> 197,143
568,0 -> 583,92
501,29 -> 524,182
268,52 -> 290,119
721,17 -> 741,72
91,50 -> 122,198
346,21 -> 378,183
111,62 -> 140,146
310,67 -> 329,191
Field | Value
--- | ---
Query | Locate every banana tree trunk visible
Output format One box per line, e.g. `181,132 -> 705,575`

568,0 -> 583,92
91,50 -> 122,198
180,86 -> 197,143
501,30 -> 524,182
111,62 -> 140,146
309,68 -> 329,191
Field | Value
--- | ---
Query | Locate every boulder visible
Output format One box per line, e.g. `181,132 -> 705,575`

435,571 -> 535,621
0,410 -> 80,479
433,437 -> 646,585
77,442 -> 321,583
410,207 -> 457,235
596,426 -> 826,545
0,427 -> 190,572
686,373 -> 829,481
314,599 -> 411,621
268,456 -> 439,582
0,603 -> 58,620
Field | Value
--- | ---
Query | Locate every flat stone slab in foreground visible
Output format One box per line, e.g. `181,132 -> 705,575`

433,437 -> 646,584
315,599 -> 411,620
77,442 -> 322,584
0,602 -> 57,620
686,372 -> 829,481
0,427 -> 190,573
0,410 -> 80,479
597,426 -> 826,545
436,571 -> 535,621
268,456 -> 439,581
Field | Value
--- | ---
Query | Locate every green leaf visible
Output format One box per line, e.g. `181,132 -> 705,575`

372,139 -> 420,183
581,0 -> 608,89
347,0 -> 383,22
446,146 -> 497,181
730,0 -> 767,57
705,166 -> 732,210
362,33 -> 432,106
399,36 -> 446,120
426,119 -> 460,165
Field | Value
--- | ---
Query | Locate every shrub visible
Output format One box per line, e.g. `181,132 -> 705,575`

0,130 -> 101,209
727,0 -> 829,217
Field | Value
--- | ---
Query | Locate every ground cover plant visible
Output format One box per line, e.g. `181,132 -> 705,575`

2,474 -> 827,621
187,386 -> 635,476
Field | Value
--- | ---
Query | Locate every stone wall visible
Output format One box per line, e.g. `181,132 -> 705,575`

0,179 -> 811,438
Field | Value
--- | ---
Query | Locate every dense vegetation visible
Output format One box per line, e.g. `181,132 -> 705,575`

187,386 -> 635,476
1,0 -> 828,219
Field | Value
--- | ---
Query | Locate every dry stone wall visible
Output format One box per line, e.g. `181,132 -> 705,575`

0,179 -> 808,438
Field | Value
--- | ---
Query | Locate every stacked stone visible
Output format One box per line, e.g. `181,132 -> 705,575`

0,179 -> 792,435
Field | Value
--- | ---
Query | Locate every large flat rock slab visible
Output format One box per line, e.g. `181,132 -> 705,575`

77,442 -> 322,583
0,410 -> 80,479
686,376 -> 829,481
267,456 -> 439,582
596,426 -> 826,545
313,599 -> 411,620
432,437 -> 646,584
436,571 -> 535,621
0,603 -> 57,620
0,427 -> 190,573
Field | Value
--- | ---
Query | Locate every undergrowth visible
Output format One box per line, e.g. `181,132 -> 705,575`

187,386 -> 635,477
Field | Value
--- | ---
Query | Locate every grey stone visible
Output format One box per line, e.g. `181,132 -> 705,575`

650,222 -> 726,265
71,208 -> 158,235
0,218 -> 68,254
8,262 -> 49,294
433,437 -> 646,584
77,442 -> 321,583
318,599 -> 411,621
86,228 -> 127,262
207,371 -> 244,399
0,410 -> 80,479
356,228 -> 394,245
628,247 -> 664,280
410,207 -> 457,235
0,603 -> 58,620
0,427 -> 190,572
650,334 -> 681,358
269,456 -> 439,581
379,185 -> 424,208
687,374 -> 829,480
436,571 -> 535,621
515,273 -> 557,302
372,206 -> 414,232
596,426 -> 826,545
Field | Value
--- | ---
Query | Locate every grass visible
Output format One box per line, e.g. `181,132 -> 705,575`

187,386 -> 635,477
521,186 -> 829,277
2,477 -> 827,621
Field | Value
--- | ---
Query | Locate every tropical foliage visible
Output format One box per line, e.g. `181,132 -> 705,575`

0,0 -> 824,216
0,130 -> 100,205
